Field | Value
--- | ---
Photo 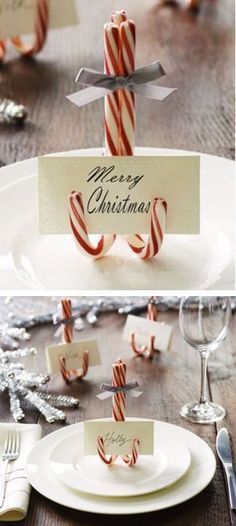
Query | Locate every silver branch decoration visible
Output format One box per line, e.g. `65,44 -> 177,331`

0,347 -> 79,423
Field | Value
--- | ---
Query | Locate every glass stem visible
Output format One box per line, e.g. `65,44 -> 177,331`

199,352 -> 209,405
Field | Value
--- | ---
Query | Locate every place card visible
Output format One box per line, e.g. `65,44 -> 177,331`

123,314 -> 173,352
45,340 -> 100,374
38,155 -> 200,236
84,420 -> 154,455
0,0 -> 78,40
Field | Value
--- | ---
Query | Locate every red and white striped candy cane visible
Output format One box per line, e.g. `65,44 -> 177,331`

0,41 -> 6,61
104,23 -> 120,156
122,438 -> 140,466
126,197 -> 167,259
97,359 -> 139,467
119,19 -> 136,156
59,298 -> 89,383
111,10 -> 127,26
68,191 -> 116,259
97,436 -> 117,466
112,359 -> 126,421
131,298 -> 157,358
11,0 -> 49,56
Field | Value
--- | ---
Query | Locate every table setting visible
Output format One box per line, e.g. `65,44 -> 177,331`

0,0 -> 234,292
0,296 -> 235,524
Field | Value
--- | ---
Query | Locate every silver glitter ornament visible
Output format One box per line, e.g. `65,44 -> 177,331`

0,347 -> 79,423
0,98 -> 27,124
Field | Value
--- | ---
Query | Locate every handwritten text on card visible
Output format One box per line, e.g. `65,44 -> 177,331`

0,0 -> 78,39
123,314 -> 173,352
46,340 -> 100,374
84,420 -> 154,455
38,155 -> 200,235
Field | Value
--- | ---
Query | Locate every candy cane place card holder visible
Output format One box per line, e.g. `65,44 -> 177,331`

46,298 -> 101,384
84,359 -> 154,468
123,297 -> 174,358
38,10 -> 200,259
0,0 -> 78,61
67,10 -> 172,260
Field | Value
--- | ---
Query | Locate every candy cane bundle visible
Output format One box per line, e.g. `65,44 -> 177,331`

104,11 -> 136,156
59,298 -> 89,383
68,11 -> 168,260
11,0 -> 49,57
131,298 -> 157,358
97,359 -> 140,467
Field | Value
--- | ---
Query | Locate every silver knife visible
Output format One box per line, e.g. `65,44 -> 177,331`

216,428 -> 236,510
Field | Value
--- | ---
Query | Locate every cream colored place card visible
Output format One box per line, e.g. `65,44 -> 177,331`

38,155 -> 200,235
123,314 -> 173,352
46,340 -> 100,374
84,420 -> 154,455
0,0 -> 78,40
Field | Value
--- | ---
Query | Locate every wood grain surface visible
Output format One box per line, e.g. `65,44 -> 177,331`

0,0 -> 234,168
0,300 -> 235,525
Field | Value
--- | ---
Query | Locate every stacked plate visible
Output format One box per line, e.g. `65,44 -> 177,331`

26,418 -> 216,514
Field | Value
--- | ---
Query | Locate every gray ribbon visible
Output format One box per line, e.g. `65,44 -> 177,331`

97,381 -> 142,400
67,60 -> 176,108
53,312 -> 81,337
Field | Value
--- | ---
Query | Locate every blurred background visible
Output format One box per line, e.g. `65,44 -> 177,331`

0,0 -> 234,166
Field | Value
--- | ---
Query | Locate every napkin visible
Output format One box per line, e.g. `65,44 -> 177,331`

0,423 -> 42,522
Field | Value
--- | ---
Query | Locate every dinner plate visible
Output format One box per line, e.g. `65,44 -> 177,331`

0,148 -> 234,291
26,419 -> 216,515
49,424 -> 191,497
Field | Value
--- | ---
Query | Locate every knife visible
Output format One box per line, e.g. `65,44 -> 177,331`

216,428 -> 236,510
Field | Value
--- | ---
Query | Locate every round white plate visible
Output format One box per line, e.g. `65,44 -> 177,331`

0,148 -> 234,290
26,419 -> 216,515
49,425 -> 191,497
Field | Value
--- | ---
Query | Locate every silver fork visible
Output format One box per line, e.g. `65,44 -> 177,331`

0,430 -> 20,507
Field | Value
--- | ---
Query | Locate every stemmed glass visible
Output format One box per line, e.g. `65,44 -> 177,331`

179,296 -> 231,424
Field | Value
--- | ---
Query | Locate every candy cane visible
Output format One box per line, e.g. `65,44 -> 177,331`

0,41 -> 6,61
97,359 -> 139,467
127,198 -> 167,259
119,20 -> 136,156
59,298 -> 89,382
112,359 -> 126,421
97,436 -> 117,466
11,0 -> 49,56
131,298 -> 157,358
104,23 -> 120,156
111,10 -> 127,25
122,438 -> 140,466
69,191 -> 116,259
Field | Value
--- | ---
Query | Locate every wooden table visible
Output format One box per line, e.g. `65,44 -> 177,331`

0,0 -> 234,168
1,302 -> 235,525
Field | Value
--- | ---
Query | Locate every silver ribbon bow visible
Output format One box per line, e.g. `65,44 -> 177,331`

67,60 -> 176,108
97,381 -> 142,400
53,312 -> 81,338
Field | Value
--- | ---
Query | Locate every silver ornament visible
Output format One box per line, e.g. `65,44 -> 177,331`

0,347 -> 79,423
0,98 -> 27,124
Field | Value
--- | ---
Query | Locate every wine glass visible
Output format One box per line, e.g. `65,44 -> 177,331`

179,296 -> 231,424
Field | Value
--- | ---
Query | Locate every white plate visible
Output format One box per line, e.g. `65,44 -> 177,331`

0,148 -> 234,291
26,419 -> 216,515
49,425 -> 191,497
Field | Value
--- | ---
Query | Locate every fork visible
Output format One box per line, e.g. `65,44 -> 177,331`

0,430 -> 20,507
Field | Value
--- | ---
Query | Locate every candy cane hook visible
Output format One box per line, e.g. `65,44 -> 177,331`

69,191 -> 116,259
11,0 -> 49,57
127,198 -> 167,259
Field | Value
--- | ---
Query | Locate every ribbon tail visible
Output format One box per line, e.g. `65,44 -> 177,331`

133,84 -> 177,100
130,391 -> 143,398
66,86 -> 111,108
96,392 -> 113,400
